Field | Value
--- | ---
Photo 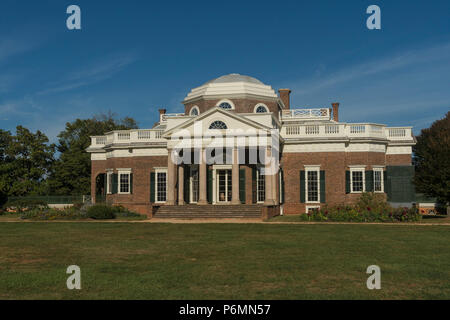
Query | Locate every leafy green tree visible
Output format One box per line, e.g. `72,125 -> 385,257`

0,129 -> 13,205
413,112 -> 450,204
48,112 -> 138,195
0,126 -> 55,200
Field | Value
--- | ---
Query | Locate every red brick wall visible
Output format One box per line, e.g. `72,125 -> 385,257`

185,98 -> 280,117
386,154 -> 412,165
91,156 -> 167,216
280,151 -> 410,215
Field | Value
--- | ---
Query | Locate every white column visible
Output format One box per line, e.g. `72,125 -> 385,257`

264,147 -> 275,206
178,165 -> 185,205
166,149 -> 176,205
198,148 -> 208,205
231,148 -> 240,204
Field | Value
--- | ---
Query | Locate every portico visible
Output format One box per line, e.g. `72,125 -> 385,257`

165,146 -> 278,206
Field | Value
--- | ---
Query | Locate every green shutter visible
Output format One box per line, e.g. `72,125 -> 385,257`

386,166 -> 415,203
207,168 -> 212,204
300,170 -> 305,203
320,170 -> 326,203
239,168 -> 246,204
383,170 -> 388,196
365,170 -> 373,192
112,173 -> 118,194
184,166 -> 190,204
280,168 -> 285,204
252,166 -> 257,203
150,172 -> 155,203
130,173 -> 133,194
103,174 -> 107,196
345,171 -> 350,194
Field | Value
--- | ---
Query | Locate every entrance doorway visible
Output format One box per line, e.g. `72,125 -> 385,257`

189,165 -> 199,203
216,169 -> 232,203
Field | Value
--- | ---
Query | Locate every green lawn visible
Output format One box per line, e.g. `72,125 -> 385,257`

0,222 -> 449,299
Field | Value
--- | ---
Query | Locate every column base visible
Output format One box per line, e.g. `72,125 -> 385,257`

231,199 -> 241,205
264,200 -> 275,206
178,201 -> 185,205
166,200 -> 176,206
198,199 -> 208,205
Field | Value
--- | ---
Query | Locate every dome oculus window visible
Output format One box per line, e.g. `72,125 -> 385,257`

255,105 -> 268,113
219,102 -> 232,110
209,121 -> 228,129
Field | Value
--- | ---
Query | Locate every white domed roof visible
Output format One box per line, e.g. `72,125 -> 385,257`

183,73 -> 277,103
203,73 -> 264,85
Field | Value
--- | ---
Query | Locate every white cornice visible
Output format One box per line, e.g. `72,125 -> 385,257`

183,82 -> 278,104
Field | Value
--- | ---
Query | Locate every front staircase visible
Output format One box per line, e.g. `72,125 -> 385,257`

153,205 -> 263,220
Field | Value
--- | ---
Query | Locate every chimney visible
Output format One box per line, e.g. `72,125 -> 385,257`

331,103 -> 339,122
279,89 -> 291,109
159,108 -> 166,122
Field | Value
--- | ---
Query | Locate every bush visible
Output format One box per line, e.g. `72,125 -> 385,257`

20,207 -> 85,220
300,193 -> 422,222
87,205 -> 116,220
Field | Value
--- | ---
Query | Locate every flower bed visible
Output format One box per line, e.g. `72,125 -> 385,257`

300,193 -> 422,222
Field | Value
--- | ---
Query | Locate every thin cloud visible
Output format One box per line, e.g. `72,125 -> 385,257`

289,42 -> 450,96
38,52 -> 138,95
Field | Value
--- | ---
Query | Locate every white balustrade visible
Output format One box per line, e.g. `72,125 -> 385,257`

282,108 -> 330,120
160,113 -> 185,122
89,129 -> 165,148
281,123 -> 410,141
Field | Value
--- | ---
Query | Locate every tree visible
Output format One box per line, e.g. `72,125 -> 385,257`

48,112 -> 138,195
0,126 -> 55,200
413,111 -> 450,204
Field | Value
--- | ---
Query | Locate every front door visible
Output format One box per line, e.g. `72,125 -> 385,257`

217,169 -> 232,203
189,165 -> 199,203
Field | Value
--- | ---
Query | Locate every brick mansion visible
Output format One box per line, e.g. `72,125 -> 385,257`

87,74 -> 416,218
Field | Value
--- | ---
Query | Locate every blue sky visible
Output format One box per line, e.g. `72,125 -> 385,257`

0,0 -> 449,141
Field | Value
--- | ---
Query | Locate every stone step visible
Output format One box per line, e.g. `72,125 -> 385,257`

155,205 -> 262,219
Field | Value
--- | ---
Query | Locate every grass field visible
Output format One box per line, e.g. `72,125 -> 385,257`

0,222 -> 449,299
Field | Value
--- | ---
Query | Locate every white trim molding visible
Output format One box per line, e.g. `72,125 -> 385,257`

190,105 -> 200,116
305,165 -> 321,204
254,103 -> 268,113
216,99 -> 235,110
350,166 -> 366,193
155,168 -> 168,204
118,170 -> 132,194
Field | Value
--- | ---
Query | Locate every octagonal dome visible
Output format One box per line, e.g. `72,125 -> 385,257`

183,73 -> 278,103
203,73 -> 264,85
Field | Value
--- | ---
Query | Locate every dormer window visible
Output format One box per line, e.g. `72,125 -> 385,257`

209,121 -> 228,129
190,106 -> 200,116
255,105 -> 268,113
219,102 -> 232,110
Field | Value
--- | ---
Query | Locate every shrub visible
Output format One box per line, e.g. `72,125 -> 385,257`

20,207 -> 85,220
87,205 -> 116,220
301,193 -> 422,222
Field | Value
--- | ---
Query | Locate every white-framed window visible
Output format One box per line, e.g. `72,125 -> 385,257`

216,99 -> 235,110
209,120 -> 228,129
118,170 -> 131,194
155,168 -> 168,203
373,168 -> 384,192
254,103 -> 268,113
106,170 -> 113,194
305,166 -> 320,203
350,167 -> 366,193
190,106 -> 200,116
256,167 -> 265,203
306,205 -> 320,214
